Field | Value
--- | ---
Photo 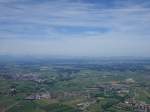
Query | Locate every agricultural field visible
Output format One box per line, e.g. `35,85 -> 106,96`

0,59 -> 150,112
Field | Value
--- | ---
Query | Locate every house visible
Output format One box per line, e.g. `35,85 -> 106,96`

124,98 -> 150,112
24,92 -> 51,100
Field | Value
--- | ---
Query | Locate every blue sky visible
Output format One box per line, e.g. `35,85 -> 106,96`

0,0 -> 150,57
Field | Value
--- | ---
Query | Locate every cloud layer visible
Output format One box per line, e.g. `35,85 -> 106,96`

0,0 -> 150,57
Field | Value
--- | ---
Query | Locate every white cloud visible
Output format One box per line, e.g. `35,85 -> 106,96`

0,0 -> 150,57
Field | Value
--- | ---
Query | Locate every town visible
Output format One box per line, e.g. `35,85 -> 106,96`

0,59 -> 150,112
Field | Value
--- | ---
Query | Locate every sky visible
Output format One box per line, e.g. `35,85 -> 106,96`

0,0 -> 150,57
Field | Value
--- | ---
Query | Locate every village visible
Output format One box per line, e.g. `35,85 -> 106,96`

5,76 -> 150,112
0,61 -> 150,112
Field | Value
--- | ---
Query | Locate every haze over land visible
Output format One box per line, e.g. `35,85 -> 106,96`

0,0 -> 150,57
0,1 -> 150,112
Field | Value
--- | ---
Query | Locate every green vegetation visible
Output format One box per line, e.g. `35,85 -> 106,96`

0,59 -> 150,112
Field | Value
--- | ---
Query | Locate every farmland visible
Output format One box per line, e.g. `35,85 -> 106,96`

0,58 -> 150,112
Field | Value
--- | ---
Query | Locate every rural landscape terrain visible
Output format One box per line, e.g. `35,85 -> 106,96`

0,0 -> 150,112
0,57 -> 150,112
